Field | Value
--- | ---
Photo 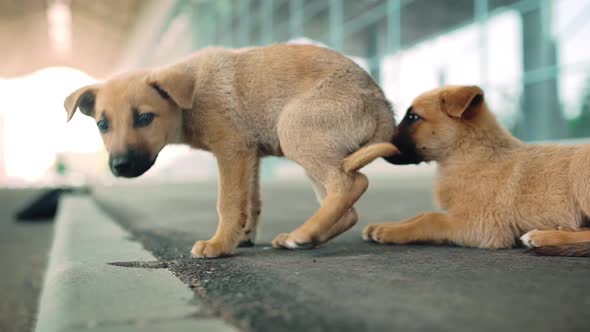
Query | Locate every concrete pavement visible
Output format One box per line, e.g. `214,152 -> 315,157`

93,175 -> 590,332
0,189 -> 54,332
34,195 -> 238,332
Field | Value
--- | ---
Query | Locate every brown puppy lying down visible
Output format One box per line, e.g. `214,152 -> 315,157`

363,85 -> 590,257
64,44 -> 397,258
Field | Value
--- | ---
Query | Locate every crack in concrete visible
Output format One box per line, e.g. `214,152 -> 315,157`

107,260 -> 168,269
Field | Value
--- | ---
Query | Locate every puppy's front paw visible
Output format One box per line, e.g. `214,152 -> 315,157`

191,240 -> 233,258
271,233 -> 316,249
363,224 -> 402,244
362,224 -> 376,241
363,224 -> 385,243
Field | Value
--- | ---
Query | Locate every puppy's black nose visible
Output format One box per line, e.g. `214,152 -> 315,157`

111,156 -> 133,175
109,150 -> 155,178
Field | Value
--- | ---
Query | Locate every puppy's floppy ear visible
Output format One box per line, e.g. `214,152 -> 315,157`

64,84 -> 100,122
440,85 -> 484,119
147,65 -> 195,109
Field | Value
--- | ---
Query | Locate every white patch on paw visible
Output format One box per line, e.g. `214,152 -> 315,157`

362,230 -> 370,241
285,238 -> 299,249
520,230 -> 538,248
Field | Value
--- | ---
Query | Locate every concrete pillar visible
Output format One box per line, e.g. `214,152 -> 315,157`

261,0 -> 274,45
386,0 -> 401,53
475,0 -> 489,87
290,0 -> 304,38
570,79 -> 590,138
239,0 -> 252,47
330,0 -> 343,51
519,1 -> 566,141
367,24 -> 381,83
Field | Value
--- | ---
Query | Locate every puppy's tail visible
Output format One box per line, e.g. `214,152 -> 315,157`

342,143 -> 399,173
530,242 -> 590,257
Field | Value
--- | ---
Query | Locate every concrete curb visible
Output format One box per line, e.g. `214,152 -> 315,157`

34,195 -> 238,332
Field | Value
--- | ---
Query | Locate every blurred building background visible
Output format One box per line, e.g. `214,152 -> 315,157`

0,0 -> 589,186
0,113 -> 5,182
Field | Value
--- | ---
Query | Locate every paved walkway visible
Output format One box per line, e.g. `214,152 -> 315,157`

92,178 -> 590,332
0,189 -> 53,332
34,195 -> 237,332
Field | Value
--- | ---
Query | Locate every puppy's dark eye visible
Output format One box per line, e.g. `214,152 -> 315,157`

407,112 -> 422,123
97,119 -> 109,133
134,112 -> 155,128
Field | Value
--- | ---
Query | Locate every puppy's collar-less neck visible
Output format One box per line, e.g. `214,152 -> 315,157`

442,109 -> 523,164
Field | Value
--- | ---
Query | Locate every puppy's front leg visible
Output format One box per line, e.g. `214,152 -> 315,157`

363,212 -> 456,245
191,150 -> 258,258
238,158 -> 261,247
363,213 -> 514,249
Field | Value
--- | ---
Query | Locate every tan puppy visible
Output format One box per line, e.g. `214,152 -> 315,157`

64,44 -> 397,258
363,85 -> 590,256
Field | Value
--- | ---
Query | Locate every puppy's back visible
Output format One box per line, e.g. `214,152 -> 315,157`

234,44 -> 383,100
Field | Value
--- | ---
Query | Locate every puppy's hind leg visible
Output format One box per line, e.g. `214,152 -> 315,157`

521,229 -> 590,256
306,172 -> 360,243
272,94 -> 387,248
526,149 -> 590,255
315,143 -> 399,241
272,166 -> 368,249
521,229 -> 590,248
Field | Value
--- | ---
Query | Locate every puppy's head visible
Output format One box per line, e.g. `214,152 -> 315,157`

64,66 -> 195,178
385,85 -> 485,165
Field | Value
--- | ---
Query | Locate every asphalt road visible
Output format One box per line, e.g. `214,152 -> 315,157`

0,189 -> 54,332
94,176 -> 590,332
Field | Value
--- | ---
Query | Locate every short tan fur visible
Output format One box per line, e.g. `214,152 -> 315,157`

364,85 -> 590,257
65,44 -> 398,258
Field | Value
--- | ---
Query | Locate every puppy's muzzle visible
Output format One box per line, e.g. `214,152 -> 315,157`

109,150 -> 155,178
384,135 -> 424,165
